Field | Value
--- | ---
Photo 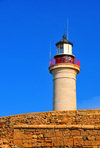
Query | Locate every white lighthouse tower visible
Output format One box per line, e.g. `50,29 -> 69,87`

49,34 -> 80,111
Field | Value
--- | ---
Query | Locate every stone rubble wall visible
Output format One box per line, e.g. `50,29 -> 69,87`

0,109 -> 100,147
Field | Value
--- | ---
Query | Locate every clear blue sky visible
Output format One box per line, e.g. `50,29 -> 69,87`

0,0 -> 100,117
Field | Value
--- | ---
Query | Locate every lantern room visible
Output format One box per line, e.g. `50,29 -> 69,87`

56,34 -> 73,56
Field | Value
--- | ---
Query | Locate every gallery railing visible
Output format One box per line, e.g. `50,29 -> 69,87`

49,57 -> 80,66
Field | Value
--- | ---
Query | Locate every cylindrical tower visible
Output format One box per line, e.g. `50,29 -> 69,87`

49,34 -> 80,111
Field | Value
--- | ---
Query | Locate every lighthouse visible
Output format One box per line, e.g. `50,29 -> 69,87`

49,34 -> 80,111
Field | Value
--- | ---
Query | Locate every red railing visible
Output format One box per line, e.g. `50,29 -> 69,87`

49,57 -> 80,66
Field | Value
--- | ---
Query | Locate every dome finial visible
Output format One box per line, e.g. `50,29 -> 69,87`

63,24 -> 66,40
63,34 -> 66,39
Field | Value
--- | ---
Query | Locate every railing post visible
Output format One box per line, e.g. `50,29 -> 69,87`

49,60 -> 51,66
78,60 -> 80,66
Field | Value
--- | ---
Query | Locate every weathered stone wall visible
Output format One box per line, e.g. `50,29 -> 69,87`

0,109 -> 100,147
14,125 -> 100,147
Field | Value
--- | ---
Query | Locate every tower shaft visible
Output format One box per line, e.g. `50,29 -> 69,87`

49,63 -> 80,111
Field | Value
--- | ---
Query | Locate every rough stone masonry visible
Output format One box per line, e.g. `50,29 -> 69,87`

0,109 -> 100,147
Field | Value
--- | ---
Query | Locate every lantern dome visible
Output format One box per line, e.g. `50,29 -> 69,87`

56,34 -> 73,55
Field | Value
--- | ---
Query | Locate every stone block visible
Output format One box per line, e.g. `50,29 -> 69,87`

73,138 -> 84,145
14,140 -> 23,146
95,140 -> 100,146
84,140 -> 96,146
64,138 -> 73,146
71,130 -> 81,136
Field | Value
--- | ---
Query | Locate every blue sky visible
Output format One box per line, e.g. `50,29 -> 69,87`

0,0 -> 100,117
